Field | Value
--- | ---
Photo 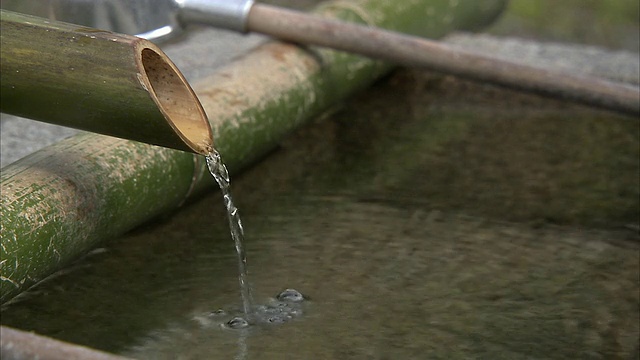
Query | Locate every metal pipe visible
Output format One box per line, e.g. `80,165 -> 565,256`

178,0 -> 254,33
0,10 -> 213,155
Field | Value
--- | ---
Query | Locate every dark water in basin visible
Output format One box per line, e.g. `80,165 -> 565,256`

1,72 -> 638,359
2,192 -> 636,359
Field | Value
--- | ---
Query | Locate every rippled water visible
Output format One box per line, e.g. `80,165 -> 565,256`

1,190 -> 635,359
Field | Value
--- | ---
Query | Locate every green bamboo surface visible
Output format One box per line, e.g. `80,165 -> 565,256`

0,10 -> 212,154
0,0 -> 507,303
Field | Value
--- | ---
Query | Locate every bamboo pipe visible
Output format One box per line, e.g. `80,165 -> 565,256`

0,0 -> 507,304
0,326 -> 132,360
0,10 -> 213,155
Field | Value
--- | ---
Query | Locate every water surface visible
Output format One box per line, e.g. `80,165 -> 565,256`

1,70 -> 638,359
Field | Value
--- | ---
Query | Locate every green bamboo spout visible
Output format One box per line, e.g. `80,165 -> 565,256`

0,10 -> 213,155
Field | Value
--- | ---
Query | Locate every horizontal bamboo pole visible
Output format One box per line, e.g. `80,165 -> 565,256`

0,10 -> 212,154
0,326 -> 131,360
0,0 -> 507,304
248,4 -> 640,116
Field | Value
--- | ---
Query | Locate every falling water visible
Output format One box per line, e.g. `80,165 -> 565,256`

206,150 -> 253,317
205,149 -> 306,330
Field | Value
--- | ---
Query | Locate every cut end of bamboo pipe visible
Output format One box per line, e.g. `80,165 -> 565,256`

136,43 -> 213,155
1,9 -> 214,155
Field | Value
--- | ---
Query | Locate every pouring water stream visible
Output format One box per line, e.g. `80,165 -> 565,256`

206,150 -> 254,318
205,149 -> 305,329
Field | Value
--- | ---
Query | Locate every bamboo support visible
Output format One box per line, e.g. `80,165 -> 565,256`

0,326 -> 132,360
0,10 -> 213,155
248,4 -> 640,116
0,0 -> 507,304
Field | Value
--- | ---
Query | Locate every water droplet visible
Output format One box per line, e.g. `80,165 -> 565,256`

277,288 -> 305,303
225,316 -> 250,329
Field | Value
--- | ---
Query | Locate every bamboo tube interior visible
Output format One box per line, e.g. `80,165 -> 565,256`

138,46 -> 212,154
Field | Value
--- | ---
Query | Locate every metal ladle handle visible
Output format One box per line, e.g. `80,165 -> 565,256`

180,0 -> 639,116
177,0 -> 254,33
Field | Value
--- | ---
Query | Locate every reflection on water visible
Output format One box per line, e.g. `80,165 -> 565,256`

1,71 -> 638,359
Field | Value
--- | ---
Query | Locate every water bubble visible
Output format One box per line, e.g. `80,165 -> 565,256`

208,309 -> 226,317
267,315 -> 290,324
256,306 -> 295,325
277,288 -> 305,303
261,303 -> 288,315
286,307 -> 303,317
225,316 -> 250,329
